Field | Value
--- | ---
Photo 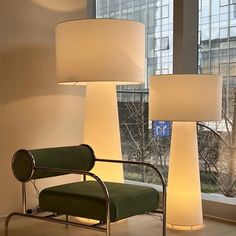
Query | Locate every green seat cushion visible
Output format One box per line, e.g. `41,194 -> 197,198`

39,181 -> 159,222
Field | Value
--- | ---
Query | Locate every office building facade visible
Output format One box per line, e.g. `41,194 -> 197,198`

96,0 -> 236,198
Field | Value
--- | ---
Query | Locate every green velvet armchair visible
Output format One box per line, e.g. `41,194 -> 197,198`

5,144 -> 166,236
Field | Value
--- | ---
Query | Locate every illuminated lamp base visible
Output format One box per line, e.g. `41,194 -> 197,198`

83,82 -> 123,182
166,122 -> 203,230
75,217 -> 99,225
167,223 -> 204,231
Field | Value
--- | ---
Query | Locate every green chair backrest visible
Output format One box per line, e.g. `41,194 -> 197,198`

12,144 -> 95,182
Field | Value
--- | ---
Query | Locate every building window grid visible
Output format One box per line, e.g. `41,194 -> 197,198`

97,0 -> 236,200
97,0 -> 236,110
97,0 -> 173,88
97,0 -> 236,109
198,0 -> 236,87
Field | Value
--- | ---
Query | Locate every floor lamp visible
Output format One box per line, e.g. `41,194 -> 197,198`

149,74 -> 222,230
55,19 -> 145,182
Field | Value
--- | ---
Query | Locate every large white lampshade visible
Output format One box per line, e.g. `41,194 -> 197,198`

56,19 -> 144,84
149,74 -> 222,230
56,19 -> 145,182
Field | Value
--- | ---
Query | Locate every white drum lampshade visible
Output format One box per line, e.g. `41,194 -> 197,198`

56,19 -> 144,84
56,19 -> 145,182
149,74 -> 222,230
149,74 -> 222,121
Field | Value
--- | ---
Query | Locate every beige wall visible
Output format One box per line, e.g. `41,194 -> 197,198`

0,0 -> 90,216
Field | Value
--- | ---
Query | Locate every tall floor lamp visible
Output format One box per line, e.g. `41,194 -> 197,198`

149,74 -> 222,230
55,19 -> 145,182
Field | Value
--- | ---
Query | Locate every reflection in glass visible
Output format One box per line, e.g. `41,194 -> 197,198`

96,0 -> 236,199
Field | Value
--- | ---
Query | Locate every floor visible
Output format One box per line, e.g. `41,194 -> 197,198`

0,214 -> 235,236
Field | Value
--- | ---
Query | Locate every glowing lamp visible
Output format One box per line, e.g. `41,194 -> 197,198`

56,19 -> 145,182
149,74 -> 222,229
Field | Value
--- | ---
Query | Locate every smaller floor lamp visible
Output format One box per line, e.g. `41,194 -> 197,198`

55,19 -> 145,182
149,74 -> 222,230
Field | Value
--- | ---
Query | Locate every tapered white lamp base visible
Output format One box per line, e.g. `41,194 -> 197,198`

167,122 -> 203,230
83,83 -> 124,182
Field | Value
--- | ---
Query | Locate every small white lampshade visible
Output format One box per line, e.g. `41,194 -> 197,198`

56,19 -> 145,84
149,74 -> 222,121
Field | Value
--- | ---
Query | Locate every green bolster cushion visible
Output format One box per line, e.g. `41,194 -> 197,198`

39,181 -> 159,222
12,144 -> 95,182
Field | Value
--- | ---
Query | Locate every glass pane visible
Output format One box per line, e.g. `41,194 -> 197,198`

161,37 -> 169,50
148,7 -> 155,27
96,0 -> 173,185
220,27 -> 228,38
96,0 -> 236,199
202,0 -> 210,17
220,0 -> 229,6
212,0 -> 220,15
162,5 -> 169,18
201,24 -> 210,40
211,22 -> 219,39
155,38 -> 161,51
230,26 -> 236,36
198,0 -> 236,199
230,62 -> 236,75
155,7 -> 161,19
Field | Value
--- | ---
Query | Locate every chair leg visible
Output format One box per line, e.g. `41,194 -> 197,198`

162,189 -> 167,236
106,221 -> 110,236
65,214 -> 69,228
106,207 -> 111,236
163,212 -> 166,236
4,212 -> 19,236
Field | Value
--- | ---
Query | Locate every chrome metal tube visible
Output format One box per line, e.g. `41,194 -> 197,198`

162,186 -> 167,236
5,167 -> 111,236
22,183 -> 26,214
83,174 -> 86,181
95,158 -> 166,236
95,158 -> 166,188
106,193 -> 111,236
6,162 -> 165,236
36,166 -> 111,235
66,214 -> 68,228
4,212 -> 106,236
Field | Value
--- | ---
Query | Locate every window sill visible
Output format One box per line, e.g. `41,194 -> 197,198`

125,180 -> 236,223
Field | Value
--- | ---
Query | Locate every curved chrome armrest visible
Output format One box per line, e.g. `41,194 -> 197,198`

35,166 -> 110,203
5,166 -> 112,236
35,166 -> 111,234
95,158 -> 166,189
95,158 -> 166,236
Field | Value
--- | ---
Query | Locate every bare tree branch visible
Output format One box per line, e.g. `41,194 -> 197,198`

197,122 -> 230,147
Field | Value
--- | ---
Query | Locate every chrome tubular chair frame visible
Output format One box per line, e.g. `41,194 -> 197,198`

96,158 -> 167,236
5,160 -> 166,236
4,167 -> 110,236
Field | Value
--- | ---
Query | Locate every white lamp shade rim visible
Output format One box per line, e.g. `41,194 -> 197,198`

58,80 -> 143,86
56,18 -> 145,27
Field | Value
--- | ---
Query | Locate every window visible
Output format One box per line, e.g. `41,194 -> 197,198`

230,26 -> 236,37
97,0 -> 236,202
220,27 -> 228,39
211,22 -> 220,39
147,34 -> 155,58
155,7 -> 161,19
161,37 -> 169,49
162,5 -> 169,18
154,37 -> 169,51
220,0 -> 229,6
148,7 -> 155,27
155,5 -> 169,19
